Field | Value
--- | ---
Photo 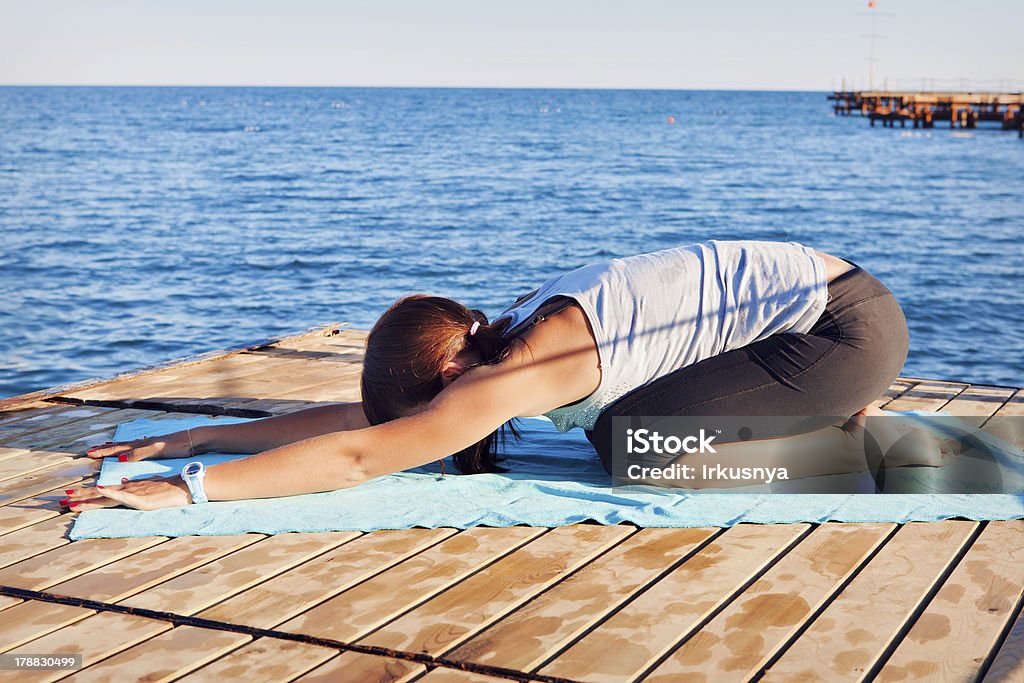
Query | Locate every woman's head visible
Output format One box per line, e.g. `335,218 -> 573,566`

360,294 -> 517,473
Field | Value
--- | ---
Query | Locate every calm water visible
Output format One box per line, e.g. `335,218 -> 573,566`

1,87 -> 1021,398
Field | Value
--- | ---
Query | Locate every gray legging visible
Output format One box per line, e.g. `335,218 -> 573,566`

585,261 -> 910,474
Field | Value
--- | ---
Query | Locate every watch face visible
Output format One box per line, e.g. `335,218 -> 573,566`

184,463 -> 201,476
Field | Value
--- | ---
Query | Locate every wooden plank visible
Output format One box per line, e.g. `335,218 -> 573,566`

235,398 -> 319,415
0,405 -> 95,427
883,381 -> 966,412
939,385 -> 1016,426
644,523 -> 894,681
120,531 -> 364,615
538,523 -> 808,681
261,348 -> 363,365
51,411 -> 192,455
0,410 -> 240,490
449,527 -> 718,671
873,378 -> 918,409
0,463 -> 95,508
268,329 -> 367,355
182,637 -> 339,682
0,407 -> 117,444
0,611 -> 171,683
66,625 -> 251,682
0,489 -> 61,536
0,534 -> 263,656
294,651 -> 425,683
85,355 -> 303,407
985,602 -> 1024,682
265,385 -> 361,404
0,601 -> 94,652
63,349 -> 276,402
0,448 -> 31,465
762,520 -> 978,682
981,389 -> 1024,449
1,409 -> 156,452
0,460 -> 97,495
276,526 -> 562,641
92,355 -> 324,405
47,533 -> 262,602
0,535 -> 166,590
228,375 -> 354,404
0,403 -> 62,426
0,450 -> 76,484
357,525 -> 635,657
194,528 -> 469,628
117,351 -> 272,383
0,322 -> 349,410
877,521 -> 1024,682
263,370 -> 364,403
0,516 -> 75,570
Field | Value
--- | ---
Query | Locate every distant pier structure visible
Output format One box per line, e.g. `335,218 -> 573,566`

829,90 -> 1023,137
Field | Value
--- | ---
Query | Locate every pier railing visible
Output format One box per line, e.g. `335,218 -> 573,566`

829,90 -> 1023,136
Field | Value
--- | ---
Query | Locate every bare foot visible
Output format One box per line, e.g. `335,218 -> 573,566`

840,406 -> 945,468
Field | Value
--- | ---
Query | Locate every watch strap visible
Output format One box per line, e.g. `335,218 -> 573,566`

182,461 -> 209,504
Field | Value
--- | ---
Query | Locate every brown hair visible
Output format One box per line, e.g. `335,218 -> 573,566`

359,294 -> 522,474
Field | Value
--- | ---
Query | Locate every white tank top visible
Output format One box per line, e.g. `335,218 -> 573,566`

494,240 -> 829,432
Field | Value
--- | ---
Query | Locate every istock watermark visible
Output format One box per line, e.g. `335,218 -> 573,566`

625,428 -> 718,455
607,415 -> 1024,494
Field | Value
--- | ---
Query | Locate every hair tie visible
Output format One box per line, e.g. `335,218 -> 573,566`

469,321 -> 481,336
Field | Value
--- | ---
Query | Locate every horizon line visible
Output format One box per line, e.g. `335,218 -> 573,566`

0,83 -> 850,93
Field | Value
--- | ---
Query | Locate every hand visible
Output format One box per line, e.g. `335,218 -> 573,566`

86,430 -> 198,462
61,475 -> 193,511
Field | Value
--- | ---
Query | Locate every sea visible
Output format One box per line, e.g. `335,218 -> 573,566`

1,87 -> 1021,398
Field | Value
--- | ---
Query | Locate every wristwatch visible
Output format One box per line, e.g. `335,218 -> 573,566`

181,461 -> 209,504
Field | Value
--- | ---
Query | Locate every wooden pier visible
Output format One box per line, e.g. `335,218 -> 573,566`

0,323 -> 1022,681
829,90 -> 1024,136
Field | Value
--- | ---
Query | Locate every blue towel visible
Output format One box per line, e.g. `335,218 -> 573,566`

70,412 -> 1024,539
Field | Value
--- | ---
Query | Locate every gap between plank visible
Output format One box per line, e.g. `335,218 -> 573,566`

44,396 -> 274,419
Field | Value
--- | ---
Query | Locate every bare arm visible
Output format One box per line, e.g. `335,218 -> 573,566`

195,402 -> 369,454
70,351 -> 549,508
86,402 -> 369,461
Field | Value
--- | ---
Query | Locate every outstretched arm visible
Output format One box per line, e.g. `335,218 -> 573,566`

67,354 -> 547,510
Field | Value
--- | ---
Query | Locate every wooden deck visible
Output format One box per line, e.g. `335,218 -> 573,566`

829,90 -> 1024,135
0,324 -> 1022,682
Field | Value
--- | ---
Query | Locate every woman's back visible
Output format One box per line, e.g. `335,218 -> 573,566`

498,240 -> 830,431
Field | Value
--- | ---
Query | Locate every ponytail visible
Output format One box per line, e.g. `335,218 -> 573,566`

360,296 -> 522,474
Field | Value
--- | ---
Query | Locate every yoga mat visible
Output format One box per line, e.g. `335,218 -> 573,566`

70,412 -> 1024,539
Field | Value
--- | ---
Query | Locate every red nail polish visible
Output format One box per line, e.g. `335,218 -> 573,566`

118,454 -> 128,462
65,489 -> 75,495
96,485 -> 105,489
69,501 -> 80,508
121,477 -> 128,482
59,498 -> 69,505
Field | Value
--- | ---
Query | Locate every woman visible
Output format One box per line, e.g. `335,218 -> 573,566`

67,239 -> 915,511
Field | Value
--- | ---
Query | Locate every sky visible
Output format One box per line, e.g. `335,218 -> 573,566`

1,0 -> 1021,90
